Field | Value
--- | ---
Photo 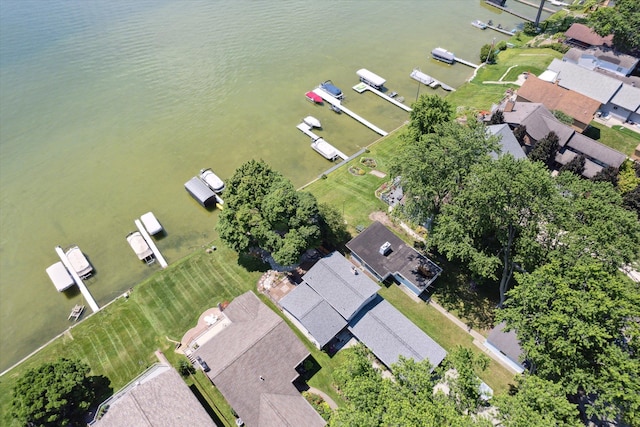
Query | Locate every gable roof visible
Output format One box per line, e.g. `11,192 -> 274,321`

487,124 -> 526,160
547,58 -> 622,104
346,221 -> 442,295
516,74 -> 601,126
503,102 -> 574,146
280,283 -> 347,347
348,295 -> 447,369
302,251 -> 379,320
610,83 -> 640,112
193,292 -> 325,427
564,23 -> 613,48
94,364 -> 216,427
564,46 -> 640,72
565,132 -> 627,168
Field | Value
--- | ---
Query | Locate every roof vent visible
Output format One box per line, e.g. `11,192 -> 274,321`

379,242 -> 392,256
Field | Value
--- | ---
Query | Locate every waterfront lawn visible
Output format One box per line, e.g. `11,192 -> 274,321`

584,121 -> 640,156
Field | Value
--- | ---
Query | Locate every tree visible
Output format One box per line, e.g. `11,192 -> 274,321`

10,358 -> 97,426
407,94 -> 454,139
493,375 -> 582,427
618,159 -> 640,194
217,160 -> 321,265
512,125 -> 527,144
527,131 -> 559,168
589,0 -> 640,53
317,202 -> 350,249
439,347 -> 489,413
591,165 -> 619,187
390,121 -> 499,222
559,154 -> 585,176
431,156 -> 558,306
622,185 -> 640,218
488,110 -> 504,124
497,259 -> 640,425
479,44 -> 496,64
178,359 -> 196,377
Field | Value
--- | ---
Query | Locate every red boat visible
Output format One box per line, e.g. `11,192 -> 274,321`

305,91 -> 323,104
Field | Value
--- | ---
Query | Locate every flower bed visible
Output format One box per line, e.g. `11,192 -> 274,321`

348,166 -> 366,176
360,157 -> 377,168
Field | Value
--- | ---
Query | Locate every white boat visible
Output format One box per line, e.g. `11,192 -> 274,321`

311,138 -> 339,161
410,69 -> 435,86
140,212 -> 163,235
65,246 -> 93,279
471,20 -> 487,29
356,68 -> 386,89
303,116 -> 322,129
431,47 -> 455,64
199,168 -> 225,193
126,231 -> 155,264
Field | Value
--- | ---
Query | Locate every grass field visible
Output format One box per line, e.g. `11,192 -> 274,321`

584,121 -> 640,156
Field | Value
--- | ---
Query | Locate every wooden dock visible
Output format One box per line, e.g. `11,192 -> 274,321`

312,88 -> 388,136
352,82 -> 412,112
512,0 -> 554,13
454,57 -> 481,69
296,122 -> 348,161
484,0 -> 534,22
486,24 -> 516,36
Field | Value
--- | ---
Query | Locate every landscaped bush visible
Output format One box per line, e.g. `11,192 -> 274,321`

360,157 -> 377,168
303,391 -> 332,421
348,166 -> 365,176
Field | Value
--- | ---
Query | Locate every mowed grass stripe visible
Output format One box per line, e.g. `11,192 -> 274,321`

174,264 -> 211,302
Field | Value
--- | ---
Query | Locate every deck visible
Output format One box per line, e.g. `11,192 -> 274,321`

311,88 -> 388,136
352,82 -> 412,112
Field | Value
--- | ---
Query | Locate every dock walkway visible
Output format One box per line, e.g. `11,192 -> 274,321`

352,82 -> 412,112
484,1 -> 534,22
486,24 -> 515,36
55,246 -> 100,313
296,122 -> 348,161
312,88 -> 388,136
512,0 -> 554,13
454,57 -> 480,69
135,219 -> 168,268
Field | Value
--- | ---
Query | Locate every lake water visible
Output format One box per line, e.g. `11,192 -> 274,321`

0,0 -> 553,371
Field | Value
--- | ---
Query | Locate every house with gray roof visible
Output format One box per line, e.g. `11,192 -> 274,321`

503,101 -> 627,178
193,291 -> 325,427
93,363 -> 217,426
563,47 -> 639,77
346,221 -> 443,297
487,124 -> 526,160
280,251 -> 447,370
546,59 -> 640,123
485,322 -> 525,374
348,295 -> 447,369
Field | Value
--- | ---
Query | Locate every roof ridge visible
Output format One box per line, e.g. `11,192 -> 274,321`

261,393 -> 296,427
366,301 -> 424,360
296,284 -> 325,319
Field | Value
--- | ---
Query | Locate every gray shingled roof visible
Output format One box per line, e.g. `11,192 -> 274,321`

348,296 -> 447,369
610,84 -> 640,112
280,283 -> 347,347
94,365 -> 216,427
566,132 -> 627,168
193,292 -> 325,427
503,102 -> 574,146
486,322 -> 524,367
346,221 -> 443,294
302,251 -> 379,320
487,124 -> 526,160
547,58 -> 622,104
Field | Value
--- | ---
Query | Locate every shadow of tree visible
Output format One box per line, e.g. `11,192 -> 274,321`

237,252 -> 270,272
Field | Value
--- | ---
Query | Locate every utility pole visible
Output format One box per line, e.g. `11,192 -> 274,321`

535,0 -> 546,29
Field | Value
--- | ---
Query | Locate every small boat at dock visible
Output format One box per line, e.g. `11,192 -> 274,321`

65,246 -> 93,279
126,231 -> 155,265
305,91 -> 323,104
330,104 -> 342,114
303,116 -> 321,129
140,212 -> 163,235
46,261 -> 76,292
199,168 -> 225,193
319,80 -> 344,100
431,47 -> 455,64
410,69 -> 435,86
472,20 -> 488,29
68,304 -> 85,321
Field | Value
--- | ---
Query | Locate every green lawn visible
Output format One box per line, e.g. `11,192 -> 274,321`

584,121 -> 640,156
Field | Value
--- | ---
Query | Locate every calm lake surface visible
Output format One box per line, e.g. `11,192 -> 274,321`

0,0 -> 553,371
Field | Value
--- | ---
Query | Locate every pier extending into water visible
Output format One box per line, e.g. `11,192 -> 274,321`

135,219 -> 168,269
512,0 -> 554,13
296,122 -> 348,161
454,56 -> 480,69
55,246 -> 100,313
484,1 -> 535,22
312,88 -> 388,136
352,82 -> 412,112
486,24 -> 516,36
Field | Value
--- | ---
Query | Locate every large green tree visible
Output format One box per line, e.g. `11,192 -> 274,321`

407,94 -> 454,140
493,375 -> 582,427
498,259 -> 640,425
589,0 -> 640,53
431,156 -> 558,306
527,131 -> 559,168
390,121 -> 499,222
10,358 -> 97,426
217,159 -> 321,266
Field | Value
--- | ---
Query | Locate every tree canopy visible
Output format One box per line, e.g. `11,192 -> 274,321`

10,358 -> 97,427
527,131 -> 559,168
407,94 -> 454,139
216,159 -> 321,266
390,121 -> 499,222
589,0 -> 640,53
497,258 -> 640,425
431,156 -> 557,306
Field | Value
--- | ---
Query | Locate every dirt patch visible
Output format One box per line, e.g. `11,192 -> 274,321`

369,211 -> 394,227
369,170 -> 386,178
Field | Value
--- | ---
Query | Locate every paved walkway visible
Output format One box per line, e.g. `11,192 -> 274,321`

308,386 -> 338,409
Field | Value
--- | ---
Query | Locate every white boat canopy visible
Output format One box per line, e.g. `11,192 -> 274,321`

356,68 -> 386,89
46,261 -> 76,292
140,212 -> 163,235
65,246 -> 93,278
126,231 -> 154,261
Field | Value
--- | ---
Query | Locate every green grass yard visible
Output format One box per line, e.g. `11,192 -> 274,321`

584,121 -> 640,156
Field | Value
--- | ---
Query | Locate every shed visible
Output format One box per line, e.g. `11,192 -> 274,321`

184,176 -> 217,207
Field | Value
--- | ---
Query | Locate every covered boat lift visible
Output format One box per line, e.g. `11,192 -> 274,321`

431,47 -> 455,64
356,68 -> 386,89
46,261 -> 75,292
185,176 -> 218,208
126,231 -> 155,265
